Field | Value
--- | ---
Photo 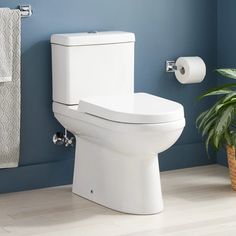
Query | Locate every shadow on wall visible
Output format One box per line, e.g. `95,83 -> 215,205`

20,40 -> 75,166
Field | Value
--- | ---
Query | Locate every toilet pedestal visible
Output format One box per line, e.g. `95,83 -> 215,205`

72,137 -> 164,215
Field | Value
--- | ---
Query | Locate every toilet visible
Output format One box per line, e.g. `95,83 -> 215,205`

51,31 -> 185,215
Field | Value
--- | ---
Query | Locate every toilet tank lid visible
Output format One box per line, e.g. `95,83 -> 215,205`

51,31 -> 135,46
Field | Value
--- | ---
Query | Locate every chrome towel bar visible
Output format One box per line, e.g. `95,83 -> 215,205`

19,5 -> 32,17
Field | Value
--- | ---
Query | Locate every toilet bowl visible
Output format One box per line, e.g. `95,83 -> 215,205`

53,93 -> 185,214
51,31 -> 185,214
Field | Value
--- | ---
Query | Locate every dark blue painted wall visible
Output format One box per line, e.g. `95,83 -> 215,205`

0,0 -> 217,193
217,0 -> 236,166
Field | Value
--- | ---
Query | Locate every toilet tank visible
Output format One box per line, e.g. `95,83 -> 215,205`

51,31 -> 135,105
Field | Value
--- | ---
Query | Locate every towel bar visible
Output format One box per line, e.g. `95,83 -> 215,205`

19,5 -> 32,17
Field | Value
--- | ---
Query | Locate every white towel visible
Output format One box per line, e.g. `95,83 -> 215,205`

0,9 -> 13,82
0,9 -> 21,168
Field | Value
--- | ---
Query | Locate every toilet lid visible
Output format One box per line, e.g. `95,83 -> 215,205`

78,93 -> 185,124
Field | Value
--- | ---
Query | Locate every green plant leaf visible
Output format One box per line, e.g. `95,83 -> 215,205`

197,97 -> 226,131
231,132 -> 236,147
216,98 -> 236,111
202,116 -> 217,137
222,92 -> 236,102
198,83 -> 236,100
214,106 -> 235,148
198,112 -> 216,131
216,69 -> 236,79
213,133 -> 221,149
196,110 -> 208,127
205,129 -> 214,158
196,76 -> 236,155
199,89 -> 232,99
224,130 -> 232,146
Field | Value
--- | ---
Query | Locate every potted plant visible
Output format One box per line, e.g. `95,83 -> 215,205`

196,69 -> 236,190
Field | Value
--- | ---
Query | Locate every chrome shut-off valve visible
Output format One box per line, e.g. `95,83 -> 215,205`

53,129 -> 75,147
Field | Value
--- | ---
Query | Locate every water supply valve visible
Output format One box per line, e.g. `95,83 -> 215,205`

52,129 -> 75,147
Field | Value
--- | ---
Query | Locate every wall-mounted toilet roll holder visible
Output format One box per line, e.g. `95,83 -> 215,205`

166,61 -> 185,74
165,57 -> 206,84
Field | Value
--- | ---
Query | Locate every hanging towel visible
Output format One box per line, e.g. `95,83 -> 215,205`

0,9 -> 13,82
0,8 -> 21,168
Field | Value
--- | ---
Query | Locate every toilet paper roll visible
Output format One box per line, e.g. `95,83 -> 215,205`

175,57 -> 206,84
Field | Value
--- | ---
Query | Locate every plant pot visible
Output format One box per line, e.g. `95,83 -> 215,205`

226,145 -> 236,191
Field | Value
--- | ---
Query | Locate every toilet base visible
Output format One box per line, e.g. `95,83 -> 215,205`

72,137 -> 164,215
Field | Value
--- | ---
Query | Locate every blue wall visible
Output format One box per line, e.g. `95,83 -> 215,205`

0,0 -> 217,193
217,0 -> 236,166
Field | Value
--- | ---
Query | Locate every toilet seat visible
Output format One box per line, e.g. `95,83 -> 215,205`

78,93 -> 184,124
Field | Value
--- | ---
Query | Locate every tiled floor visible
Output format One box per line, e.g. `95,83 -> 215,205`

0,164 -> 235,236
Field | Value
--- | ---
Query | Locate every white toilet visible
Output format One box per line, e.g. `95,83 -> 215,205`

51,31 -> 185,215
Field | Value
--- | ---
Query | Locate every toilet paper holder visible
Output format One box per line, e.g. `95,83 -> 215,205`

166,61 -> 185,74
165,57 -> 206,84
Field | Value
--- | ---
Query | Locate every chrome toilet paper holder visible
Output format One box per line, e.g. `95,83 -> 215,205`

166,61 -> 185,74
165,57 -> 206,84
